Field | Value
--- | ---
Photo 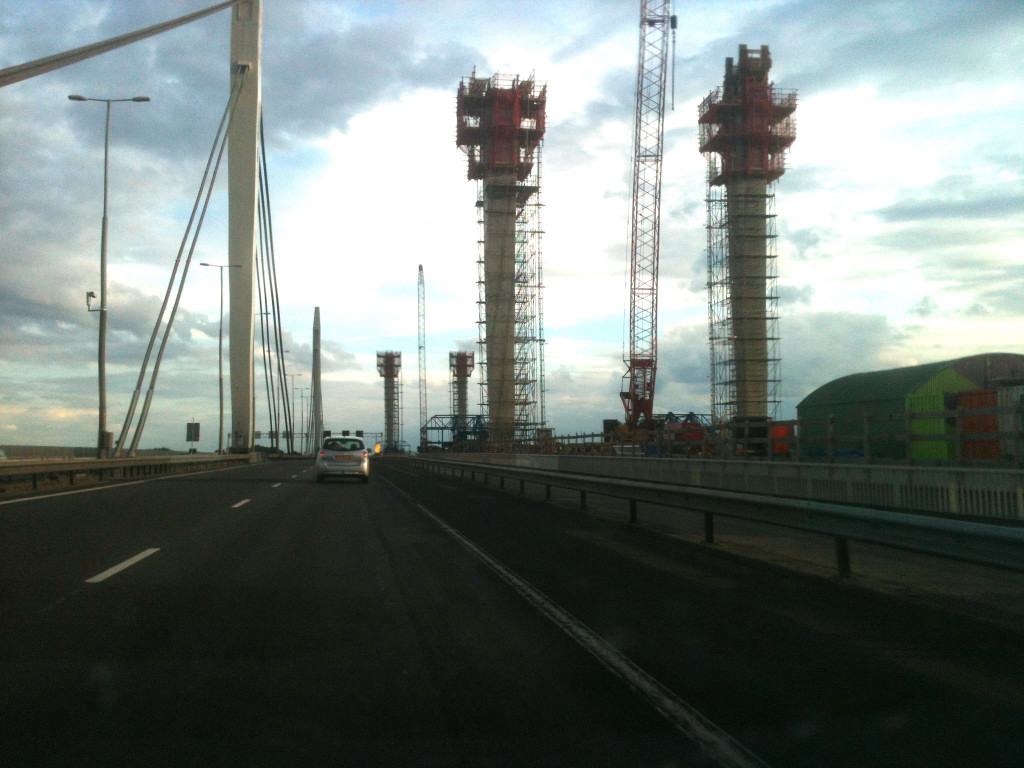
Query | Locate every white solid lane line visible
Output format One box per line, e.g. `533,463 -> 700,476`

272,483 -> 282,488
85,548 -> 160,584
383,478 -> 768,768
232,499 -> 251,508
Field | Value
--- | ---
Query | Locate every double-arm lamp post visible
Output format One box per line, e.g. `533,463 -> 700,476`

68,94 -> 149,458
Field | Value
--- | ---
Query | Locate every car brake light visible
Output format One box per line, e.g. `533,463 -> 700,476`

319,451 -> 325,457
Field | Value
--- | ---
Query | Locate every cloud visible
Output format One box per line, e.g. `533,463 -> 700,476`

908,296 -> 938,319
2,0 -> 1022,450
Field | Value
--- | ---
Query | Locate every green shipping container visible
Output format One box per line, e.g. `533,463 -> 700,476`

906,391 -> 952,460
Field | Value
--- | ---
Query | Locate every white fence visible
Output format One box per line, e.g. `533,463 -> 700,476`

448,453 -> 1024,521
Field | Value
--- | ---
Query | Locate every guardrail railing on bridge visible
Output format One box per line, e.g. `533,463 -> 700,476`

430,452 -> 1024,522
413,456 -> 1024,580
0,453 -> 261,497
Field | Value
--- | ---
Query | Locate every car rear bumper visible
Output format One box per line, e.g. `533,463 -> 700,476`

316,460 -> 369,477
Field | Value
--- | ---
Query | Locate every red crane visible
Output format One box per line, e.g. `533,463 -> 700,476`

621,1 -> 675,427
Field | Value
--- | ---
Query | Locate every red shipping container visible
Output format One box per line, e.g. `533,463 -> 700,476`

959,389 -> 1000,460
771,423 -> 792,455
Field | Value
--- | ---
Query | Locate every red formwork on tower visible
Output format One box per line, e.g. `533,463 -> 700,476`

456,73 -> 546,182
698,46 -> 796,183
698,45 -> 796,427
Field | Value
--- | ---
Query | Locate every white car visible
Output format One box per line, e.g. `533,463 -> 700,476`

316,436 -> 369,483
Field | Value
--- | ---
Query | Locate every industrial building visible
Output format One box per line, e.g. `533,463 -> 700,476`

456,71 -> 547,445
699,45 -> 797,428
797,353 -> 1024,461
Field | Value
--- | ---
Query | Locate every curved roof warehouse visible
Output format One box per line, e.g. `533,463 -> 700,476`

796,353 -> 1024,461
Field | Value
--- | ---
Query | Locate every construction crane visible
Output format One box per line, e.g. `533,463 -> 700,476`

418,264 -> 427,451
620,0 -> 676,428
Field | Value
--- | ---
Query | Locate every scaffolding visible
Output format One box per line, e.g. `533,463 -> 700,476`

698,45 -> 796,426
376,351 -> 403,452
457,72 -> 547,446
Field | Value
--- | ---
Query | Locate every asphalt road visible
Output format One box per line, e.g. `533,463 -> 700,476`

1,457 -> 1023,767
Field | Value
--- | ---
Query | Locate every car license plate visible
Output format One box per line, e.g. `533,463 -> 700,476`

334,455 -> 352,461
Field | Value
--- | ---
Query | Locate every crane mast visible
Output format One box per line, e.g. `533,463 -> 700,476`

418,264 -> 427,451
621,0 -> 674,428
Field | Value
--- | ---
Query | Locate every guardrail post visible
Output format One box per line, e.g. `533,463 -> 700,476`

519,478 -> 525,495
629,499 -> 637,524
954,406 -> 964,465
579,490 -> 587,510
545,484 -> 551,501
835,537 -> 851,578
704,512 -> 714,543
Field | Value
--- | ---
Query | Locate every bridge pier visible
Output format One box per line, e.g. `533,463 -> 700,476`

228,0 -> 262,453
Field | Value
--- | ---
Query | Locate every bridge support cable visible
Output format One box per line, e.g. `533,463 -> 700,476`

253,116 -> 292,453
0,1 -> 240,88
115,73 -> 248,455
254,170 -> 286,451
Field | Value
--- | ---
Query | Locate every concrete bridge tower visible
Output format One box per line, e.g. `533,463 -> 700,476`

699,45 -> 796,428
450,351 -> 475,434
228,0 -> 262,452
377,351 -> 402,452
456,72 -> 546,446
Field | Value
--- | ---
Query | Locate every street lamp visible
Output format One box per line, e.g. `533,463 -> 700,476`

297,386 -> 310,454
68,94 -> 150,458
199,262 -> 242,453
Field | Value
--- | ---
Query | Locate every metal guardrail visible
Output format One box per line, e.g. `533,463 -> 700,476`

413,457 -> 1024,579
0,453 -> 258,496
437,452 -> 1024,521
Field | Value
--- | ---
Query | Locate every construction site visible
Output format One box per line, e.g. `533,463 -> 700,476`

700,44 -> 797,433
453,70 -> 547,447
390,1 -> 800,457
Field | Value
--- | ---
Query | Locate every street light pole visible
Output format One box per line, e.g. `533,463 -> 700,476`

200,263 -> 241,453
68,94 -> 149,458
287,372 -> 303,454
297,387 -> 310,454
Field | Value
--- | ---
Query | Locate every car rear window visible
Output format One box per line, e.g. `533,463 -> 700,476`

323,439 -> 363,452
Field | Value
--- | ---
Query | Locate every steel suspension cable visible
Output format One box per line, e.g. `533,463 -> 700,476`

125,71 -> 248,454
0,1 -> 240,88
258,116 -> 293,453
254,226 -> 277,448
114,73 -> 245,455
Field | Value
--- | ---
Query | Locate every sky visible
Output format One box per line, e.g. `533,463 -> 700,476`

1,0 -> 1021,452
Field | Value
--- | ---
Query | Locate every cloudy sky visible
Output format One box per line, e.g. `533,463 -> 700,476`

1,0 -> 1021,451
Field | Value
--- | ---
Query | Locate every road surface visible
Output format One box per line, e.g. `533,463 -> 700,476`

2,457 -> 1022,766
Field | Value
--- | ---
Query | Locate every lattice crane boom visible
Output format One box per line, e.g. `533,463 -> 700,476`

418,264 -> 427,450
621,0 -> 675,428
